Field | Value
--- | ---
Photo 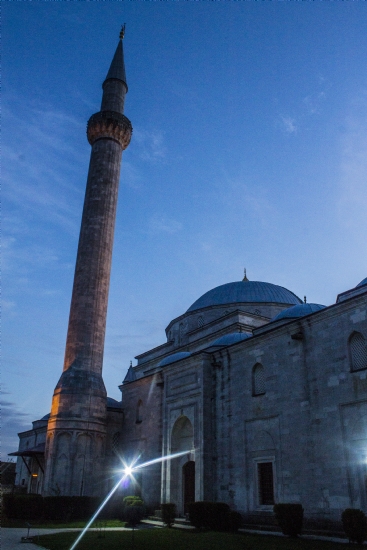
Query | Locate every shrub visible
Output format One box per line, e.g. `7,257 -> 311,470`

341,508 -> 367,545
122,496 -> 145,527
273,503 -> 303,537
188,501 -> 231,531
2,494 -> 43,520
161,503 -> 176,528
43,496 -> 100,521
229,510 -> 242,532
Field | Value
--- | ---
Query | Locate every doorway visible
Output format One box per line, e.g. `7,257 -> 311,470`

183,461 -> 195,514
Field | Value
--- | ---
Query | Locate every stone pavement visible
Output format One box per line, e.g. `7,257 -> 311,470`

1,527 -> 133,550
1,528 -> 79,550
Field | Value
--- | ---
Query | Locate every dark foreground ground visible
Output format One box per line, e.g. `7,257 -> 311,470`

34,528 -> 356,550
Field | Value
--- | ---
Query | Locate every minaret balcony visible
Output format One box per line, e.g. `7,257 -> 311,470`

87,110 -> 132,149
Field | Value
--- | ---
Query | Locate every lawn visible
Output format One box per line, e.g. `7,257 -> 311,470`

34,528 -> 352,550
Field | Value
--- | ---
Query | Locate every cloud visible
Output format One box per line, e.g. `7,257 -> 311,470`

2,97 -> 84,236
280,115 -> 297,134
133,128 -> 166,163
303,91 -> 326,115
336,92 -> 367,230
147,215 -> 183,235
1,398 -> 33,458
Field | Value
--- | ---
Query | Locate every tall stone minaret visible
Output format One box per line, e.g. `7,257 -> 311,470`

43,28 -> 132,497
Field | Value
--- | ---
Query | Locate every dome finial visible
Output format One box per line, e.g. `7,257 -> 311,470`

304,296 -> 307,304
119,24 -> 126,40
243,268 -> 249,282
130,360 -> 132,367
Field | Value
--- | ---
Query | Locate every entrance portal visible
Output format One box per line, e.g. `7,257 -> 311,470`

183,461 -> 195,514
169,416 -> 194,514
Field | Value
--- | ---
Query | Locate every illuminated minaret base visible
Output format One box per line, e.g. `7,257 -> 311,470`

43,30 -> 132,496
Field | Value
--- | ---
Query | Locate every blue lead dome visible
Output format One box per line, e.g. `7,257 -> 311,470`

271,303 -> 326,322
187,281 -> 302,312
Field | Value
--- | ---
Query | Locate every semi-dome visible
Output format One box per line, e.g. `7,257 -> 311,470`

187,281 -> 302,312
209,332 -> 252,348
107,397 -> 121,408
357,277 -> 367,288
271,303 -> 326,322
159,351 -> 191,367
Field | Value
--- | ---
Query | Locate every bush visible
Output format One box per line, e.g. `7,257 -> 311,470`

161,503 -> 176,528
122,496 -> 145,527
273,503 -> 303,537
188,501 -> 231,531
43,496 -> 100,521
341,508 -> 367,545
2,494 -> 44,520
229,510 -> 242,532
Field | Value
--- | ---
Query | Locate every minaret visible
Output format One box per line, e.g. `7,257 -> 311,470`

43,28 -> 132,496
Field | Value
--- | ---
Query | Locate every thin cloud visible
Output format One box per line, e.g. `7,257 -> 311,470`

147,215 -> 183,235
336,92 -> 367,231
133,128 -> 166,163
280,115 -> 297,134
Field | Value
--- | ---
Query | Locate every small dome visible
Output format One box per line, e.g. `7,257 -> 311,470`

209,332 -> 252,347
271,303 -> 326,322
40,413 -> 50,421
187,281 -> 301,312
356,277 -> 367,288
159,352 -> 191,367
107,397 -> 121,408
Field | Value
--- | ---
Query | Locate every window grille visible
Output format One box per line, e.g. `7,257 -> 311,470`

350,332 -> 367,372
257,462 -> 274,505
112,432 -> 120,455
198,316 -> 204,328
253,363 -> 265,396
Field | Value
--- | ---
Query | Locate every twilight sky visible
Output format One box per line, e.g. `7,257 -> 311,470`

3,2 -> 367,458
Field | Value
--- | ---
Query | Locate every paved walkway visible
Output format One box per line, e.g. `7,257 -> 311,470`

1,528 -> 78,550
1,527 -> 133,550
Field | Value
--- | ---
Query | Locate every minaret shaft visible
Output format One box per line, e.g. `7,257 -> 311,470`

64,139 -> 122,375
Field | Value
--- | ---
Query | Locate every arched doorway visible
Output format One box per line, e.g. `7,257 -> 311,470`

170,416 -> 194,515
182,461 -> 195,514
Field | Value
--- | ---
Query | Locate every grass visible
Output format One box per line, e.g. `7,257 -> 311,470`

34,528 -> 353,550
2,518 -> 126,529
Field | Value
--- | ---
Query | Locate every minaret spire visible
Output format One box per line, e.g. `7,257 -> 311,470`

43,34 -> 132,497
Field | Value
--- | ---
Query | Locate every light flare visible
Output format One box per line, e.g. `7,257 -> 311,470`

69,449 -> 193,550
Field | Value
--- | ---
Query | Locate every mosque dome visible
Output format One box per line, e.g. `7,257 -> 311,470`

40,413 -> 50,421
159,352 -> 191,367
356,277 -> 367,288
187,280 -> 302,313
271,303 -> 326,322
209,332 -> 252,348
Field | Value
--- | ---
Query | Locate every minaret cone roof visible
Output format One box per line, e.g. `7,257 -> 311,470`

104,39 -> 128,90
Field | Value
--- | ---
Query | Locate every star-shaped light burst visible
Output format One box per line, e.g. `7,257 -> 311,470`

69,449 -> 193,550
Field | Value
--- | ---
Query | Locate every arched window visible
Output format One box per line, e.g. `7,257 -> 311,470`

252,363 -> 265,396
197,316 -> 204,328
350,332 -> 367,372
136,400 -> 143,423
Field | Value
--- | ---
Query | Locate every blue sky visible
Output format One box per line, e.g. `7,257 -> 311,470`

3,2 -> 367,458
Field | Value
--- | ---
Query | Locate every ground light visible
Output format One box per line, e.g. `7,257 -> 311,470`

69,450 -> 192,550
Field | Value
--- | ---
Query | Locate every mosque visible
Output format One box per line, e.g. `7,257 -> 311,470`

10,32 -> 367,524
